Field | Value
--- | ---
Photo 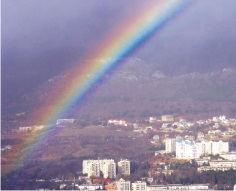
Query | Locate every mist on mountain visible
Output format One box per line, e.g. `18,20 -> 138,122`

2,0 -> 236,116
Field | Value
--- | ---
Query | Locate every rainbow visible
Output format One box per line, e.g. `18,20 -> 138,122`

30,0 -> 189,126
5,0 -> 190,173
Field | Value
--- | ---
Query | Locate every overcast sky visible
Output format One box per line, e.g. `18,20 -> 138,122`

2,0 -> 236,104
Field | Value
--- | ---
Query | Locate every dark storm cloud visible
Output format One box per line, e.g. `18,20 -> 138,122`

2,0 -> 236,109
2,0 -> 144,53
2,0 -> 145,106
137,0 -> 236,74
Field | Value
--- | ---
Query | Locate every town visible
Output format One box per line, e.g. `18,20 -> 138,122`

1,114 -> 236,190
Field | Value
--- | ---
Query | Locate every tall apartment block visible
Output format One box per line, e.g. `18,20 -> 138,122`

176,139 -> 229,159
165,138 -> 176,153
83,159 -> 116,178
118,159 -> 131,175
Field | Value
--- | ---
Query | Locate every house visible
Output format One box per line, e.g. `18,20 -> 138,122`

149,117 -> 157,123
56,119 -> 75,126
161,115 -> 174,122
19,126 -> 33,132
108,119 -> 127,126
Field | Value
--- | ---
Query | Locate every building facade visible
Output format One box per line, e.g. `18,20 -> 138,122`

83,159 -> 116,178
105,183 -> 116,191
116,178 -> 130,191
161,115 -> 174,122
176,139 -> 199,159
132,181 -> 147,191
118,159 -> 130,175
165,138 -> 176,153
176,139 -> 229,159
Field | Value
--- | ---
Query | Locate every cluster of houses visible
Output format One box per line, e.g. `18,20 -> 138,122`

10,125 -> 45,133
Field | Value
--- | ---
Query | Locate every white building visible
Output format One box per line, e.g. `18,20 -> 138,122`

165,138 -> 176,153
56,119 -> 75,125
187,184 -> 209,190
83,159 -> 116,178
19,126 -> 33,132
108,119 -> 127,126
147,185 -> 167,191
197,140 -> 229,156
118,159 -> 130,175
176,139 -> 199,159
132,181 -> 147,191
149,117 -> 157,123
147,184 -> 209,190
211,141 -> 229,155
77,184 -> 103,190
83,160 -> 100,177
198,160 -> 236,172
176,139 -> 229,159
220,152 -> 236,160
209,160 -> 236,168
116,178 -> 130,191
197,132 -> 205,141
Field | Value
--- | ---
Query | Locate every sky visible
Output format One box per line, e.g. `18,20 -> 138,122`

2,0 -> 236,110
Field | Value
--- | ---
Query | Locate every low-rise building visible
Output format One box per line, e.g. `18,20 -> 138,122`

116,178 -> 130,191
162,115 -> 174,122
56,119 -> 75,126
209,160 -> 236,168
191,158 -> 209,166
147,185 -> 168,191
149,117 -> 157,123
132,181 -> 147,191
198,160 -> 236,172
105,182 -> 116,191
19,126 -> 33,132
220,152 -> 236,160
108,119 -> 127,126
77,184 -> 103,190
147,184 -> 209,190
198,165 -> 236,172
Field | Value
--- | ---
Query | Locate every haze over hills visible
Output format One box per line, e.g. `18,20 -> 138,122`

42,57 -> 236,119
2,0 -> 236,128
2,56 -> 236,131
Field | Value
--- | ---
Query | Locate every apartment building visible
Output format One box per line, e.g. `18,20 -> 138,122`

176,139 -> 199,159
176,139 -> 229,159
83,159 -> 116,178
118,159 -> 130,175
165,138 -> 176,153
